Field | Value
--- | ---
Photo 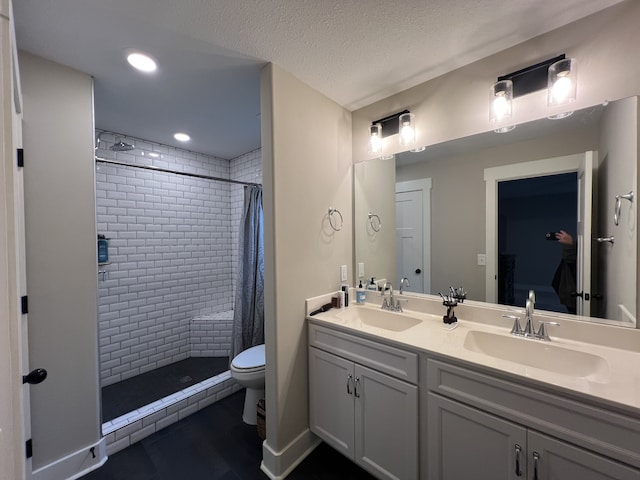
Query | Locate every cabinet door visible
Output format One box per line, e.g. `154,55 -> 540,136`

355,364 -> 419,480
428,393 -> 527,480
528,431 -> 640,480
309,347 -> 355,458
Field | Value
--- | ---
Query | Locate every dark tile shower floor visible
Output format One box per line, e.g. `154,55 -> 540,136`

102,357 -> 229,422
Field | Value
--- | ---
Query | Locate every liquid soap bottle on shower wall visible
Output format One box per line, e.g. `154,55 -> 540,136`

97,234 -> 109,264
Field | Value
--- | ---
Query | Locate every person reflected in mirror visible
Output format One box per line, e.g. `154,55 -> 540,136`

551,230 -> 577,314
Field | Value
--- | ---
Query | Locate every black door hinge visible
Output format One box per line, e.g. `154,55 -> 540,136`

25,439 -> 32,459
17,148 -> 24,168
21,296 -> 28,315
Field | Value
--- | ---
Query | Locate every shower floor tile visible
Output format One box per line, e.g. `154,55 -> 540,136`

102,357 -> 229,422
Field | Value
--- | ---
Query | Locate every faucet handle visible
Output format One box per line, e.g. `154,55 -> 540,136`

502,314 -> 523,335
536,321 -> 559,341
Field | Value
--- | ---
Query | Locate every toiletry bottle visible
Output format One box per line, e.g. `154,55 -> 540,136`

356,280 -> 366,304
341,284 -> 349,307
367,277 -> 377,291
337,290 -> 345,308
97,234 -> 109,263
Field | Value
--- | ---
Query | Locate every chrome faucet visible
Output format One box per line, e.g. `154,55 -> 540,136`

399,277 -> 410,294
381,282 -> 404,312
503,290 -> 559,341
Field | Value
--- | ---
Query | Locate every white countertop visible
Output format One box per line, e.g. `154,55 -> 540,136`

307,294 -> 640,414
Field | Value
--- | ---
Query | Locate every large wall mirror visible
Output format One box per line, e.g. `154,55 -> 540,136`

354,95 -> 638,328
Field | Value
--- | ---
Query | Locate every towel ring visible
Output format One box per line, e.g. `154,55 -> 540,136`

614,191 -> 634,226
328,207 -> 343,231
368,212 -> 382,232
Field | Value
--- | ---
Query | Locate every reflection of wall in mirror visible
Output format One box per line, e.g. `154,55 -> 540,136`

354,158 -> 396,287
597,96 -> 637,324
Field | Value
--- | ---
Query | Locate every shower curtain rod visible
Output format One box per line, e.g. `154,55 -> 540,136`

95,156 -> 262,187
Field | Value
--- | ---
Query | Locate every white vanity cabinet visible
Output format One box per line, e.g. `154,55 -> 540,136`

426,358 -> 640,480
308,322 -> 419,480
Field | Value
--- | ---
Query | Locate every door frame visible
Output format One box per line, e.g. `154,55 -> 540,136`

485,153 -> 587,304
396,178 -> 432,294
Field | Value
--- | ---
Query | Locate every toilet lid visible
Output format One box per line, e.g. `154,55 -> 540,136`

232,344 -> 265,369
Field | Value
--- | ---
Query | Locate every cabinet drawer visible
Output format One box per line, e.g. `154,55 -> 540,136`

427,358 -> 640,469
309,323 -> 418,383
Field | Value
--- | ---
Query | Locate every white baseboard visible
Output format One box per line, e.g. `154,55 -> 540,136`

32,437 -> 107,480
260,429 -> 321,479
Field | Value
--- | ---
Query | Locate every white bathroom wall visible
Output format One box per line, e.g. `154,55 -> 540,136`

95,132 -> 263,385
261,63 -> 353,478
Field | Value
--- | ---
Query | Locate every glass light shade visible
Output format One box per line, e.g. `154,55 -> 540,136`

368,124 -> 382,155
548,58 -> 577,107
398,112 -> 416,147
489,80 -> 513,124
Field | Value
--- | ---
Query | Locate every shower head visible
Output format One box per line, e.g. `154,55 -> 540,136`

110,138 -> 135,151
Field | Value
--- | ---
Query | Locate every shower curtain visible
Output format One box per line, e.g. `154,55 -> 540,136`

230,185 -> 264,360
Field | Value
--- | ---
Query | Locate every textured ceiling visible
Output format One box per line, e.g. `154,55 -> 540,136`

13,0 -> 625,159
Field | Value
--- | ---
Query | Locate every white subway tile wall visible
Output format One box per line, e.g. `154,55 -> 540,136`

96,131 -> 262,386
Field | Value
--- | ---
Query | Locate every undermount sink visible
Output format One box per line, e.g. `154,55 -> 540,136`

464,330 -> 609,380
336,307 -> 422,332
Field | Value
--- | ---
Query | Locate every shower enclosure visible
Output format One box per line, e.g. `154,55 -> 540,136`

94,130 -> 262,423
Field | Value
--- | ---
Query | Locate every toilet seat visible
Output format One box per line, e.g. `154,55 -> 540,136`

231,344 -> 265,372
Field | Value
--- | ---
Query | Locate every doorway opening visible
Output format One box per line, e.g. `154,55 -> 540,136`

497,173 -> 577,313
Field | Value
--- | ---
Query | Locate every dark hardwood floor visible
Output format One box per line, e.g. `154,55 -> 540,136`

83,391 -> 376,480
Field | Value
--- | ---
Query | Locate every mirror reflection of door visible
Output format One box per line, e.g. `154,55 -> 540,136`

396,179 -> 432,294
497,173 -> 578,314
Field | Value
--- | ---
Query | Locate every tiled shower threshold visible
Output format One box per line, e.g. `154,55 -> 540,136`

102,370 -> 243,455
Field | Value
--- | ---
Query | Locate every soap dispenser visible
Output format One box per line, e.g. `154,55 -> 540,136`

97,234 -> 109,264
356,279 -> 366,304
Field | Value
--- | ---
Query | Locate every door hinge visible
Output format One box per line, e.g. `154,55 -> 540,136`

17,148 -> 24,168
25,439 -> 32,459
21,295 -> 28,315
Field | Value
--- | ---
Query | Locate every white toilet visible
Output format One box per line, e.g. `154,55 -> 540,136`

230,344 -> 265,425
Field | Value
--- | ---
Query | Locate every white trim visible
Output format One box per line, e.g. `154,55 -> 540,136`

396,178 -> 432,294
484,153 -> 585,303
31,437 -> 107,480
260,429 -> 321,480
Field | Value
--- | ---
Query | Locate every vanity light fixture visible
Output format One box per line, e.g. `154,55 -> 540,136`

126,50 -> 157,73
368,109 -> 416,155
547,57 -> 577,119
491,54 -> 577,126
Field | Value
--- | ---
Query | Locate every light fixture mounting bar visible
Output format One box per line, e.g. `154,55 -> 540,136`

498,54 -> 565,98
371,109 -> 410,138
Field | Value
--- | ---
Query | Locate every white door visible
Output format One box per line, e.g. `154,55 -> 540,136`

576,152 -> 594,316
485,153 -> 594,308
396,179 -> 431,294
1,6 -> 32,478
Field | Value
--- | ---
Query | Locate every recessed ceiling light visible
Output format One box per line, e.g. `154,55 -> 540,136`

173,132 -> 190,142
126,51 -> 157,73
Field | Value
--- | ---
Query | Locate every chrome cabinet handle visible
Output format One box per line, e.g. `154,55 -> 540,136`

514,444 -> 522,477
354,377 -> 361,398
533,452 -> 540,480
346,374 -> 353,395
